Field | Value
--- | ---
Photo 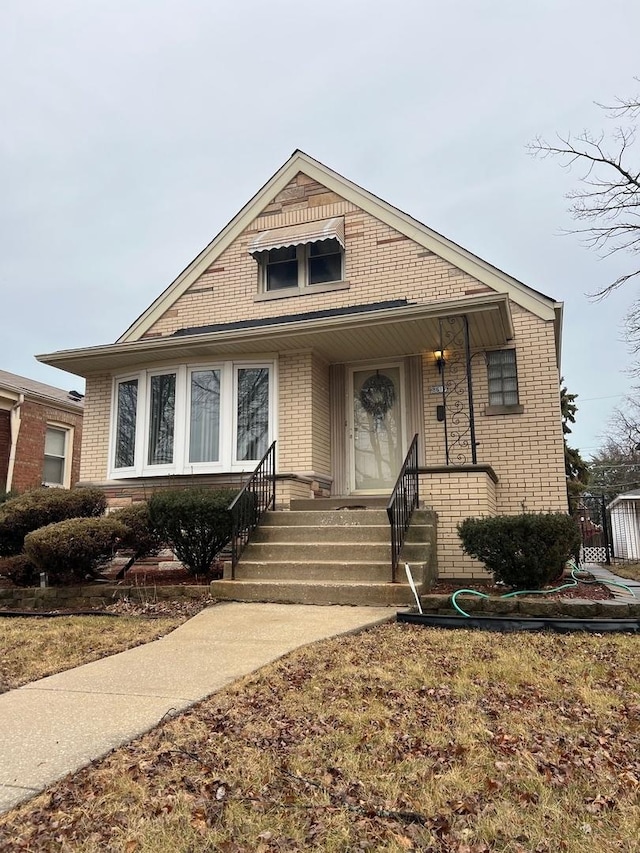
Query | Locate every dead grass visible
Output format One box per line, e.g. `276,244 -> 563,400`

0,614 -> 186,692
611,562 -> 640,582
1,624 -> 638,852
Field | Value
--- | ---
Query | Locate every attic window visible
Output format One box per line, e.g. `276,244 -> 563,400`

249,218 -> 345,293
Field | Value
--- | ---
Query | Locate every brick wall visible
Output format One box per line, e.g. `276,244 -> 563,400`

421,469 -> 498,579
79,375 -> 111,482
11,401 -> 83,492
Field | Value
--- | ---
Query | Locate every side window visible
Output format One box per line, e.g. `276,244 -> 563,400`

114,378 -> 138,469
486,349 -> 519,407
43,426 -> 69,486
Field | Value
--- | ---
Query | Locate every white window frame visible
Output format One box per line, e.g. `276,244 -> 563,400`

110,373 -> 142,476
108,360 -> 277,479
43,423 -> 74,488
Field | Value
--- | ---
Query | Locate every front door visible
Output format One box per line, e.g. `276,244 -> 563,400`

349,363 -> 404,493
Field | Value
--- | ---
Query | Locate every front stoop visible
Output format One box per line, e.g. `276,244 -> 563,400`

210,506 -> 437,606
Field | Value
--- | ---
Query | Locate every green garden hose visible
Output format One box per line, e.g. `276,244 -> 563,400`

450,563 -> 635,618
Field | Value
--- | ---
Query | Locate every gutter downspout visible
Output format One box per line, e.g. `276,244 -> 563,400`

6,394 -> 24,492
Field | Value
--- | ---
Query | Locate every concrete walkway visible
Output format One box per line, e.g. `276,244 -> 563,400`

584,563 -> 640,598
0,602 -> 393,813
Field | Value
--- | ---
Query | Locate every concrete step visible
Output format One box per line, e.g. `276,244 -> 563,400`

232,559 -> 394,583
290,497 -> 390,511
261,509 -> 389,527
222,507 -> 436,606
242,541 -> 392,562
241,542 -> 431,567
209,578 -> 415,607
252,522 -> 434,544
252,524 -> 391,543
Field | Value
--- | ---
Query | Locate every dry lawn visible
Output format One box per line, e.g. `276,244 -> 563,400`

0,614 -> 186,692
0,624 -> 638,852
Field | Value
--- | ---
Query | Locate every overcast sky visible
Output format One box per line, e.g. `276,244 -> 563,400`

2,0 -> 639,458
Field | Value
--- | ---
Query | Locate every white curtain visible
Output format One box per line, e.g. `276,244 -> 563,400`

189,370 -> 221,463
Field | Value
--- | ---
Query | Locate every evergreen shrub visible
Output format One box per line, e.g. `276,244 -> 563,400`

24,517 -> 127,584
111,502 -> 164,577
457,512 -> 581,590
0,554 -> 39,587
148,488 -> 239,576
0,487 -> 107,556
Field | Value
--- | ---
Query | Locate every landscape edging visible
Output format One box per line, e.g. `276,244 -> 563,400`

0,584 -> 211,611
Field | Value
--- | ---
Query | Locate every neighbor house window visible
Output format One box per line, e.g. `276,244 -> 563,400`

487,349 -> 519,406
43,426 -> 69,486
262,238 -> 343,292
111,361 -> 274,477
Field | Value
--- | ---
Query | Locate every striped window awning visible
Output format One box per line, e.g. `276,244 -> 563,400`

248,217 -> 345,255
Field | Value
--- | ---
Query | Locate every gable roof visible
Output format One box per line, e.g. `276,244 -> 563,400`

118,150 -> 563,347
0,369 -> 84,411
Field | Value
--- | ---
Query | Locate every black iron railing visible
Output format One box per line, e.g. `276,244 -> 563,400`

229,441 -> 276,577
386,434 -> 419,582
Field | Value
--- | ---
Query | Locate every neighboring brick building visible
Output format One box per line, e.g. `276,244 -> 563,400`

38,151 -> 567,583
0,371 -> 84,493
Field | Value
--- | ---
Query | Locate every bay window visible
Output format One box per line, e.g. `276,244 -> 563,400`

110,361 -> 274,477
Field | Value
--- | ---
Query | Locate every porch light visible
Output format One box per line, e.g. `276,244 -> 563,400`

434,350 -> 446,372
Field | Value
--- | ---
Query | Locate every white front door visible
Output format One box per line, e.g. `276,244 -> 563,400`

349,363 -> 405,493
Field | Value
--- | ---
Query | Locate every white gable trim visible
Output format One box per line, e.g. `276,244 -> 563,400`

119,150 -> 561,343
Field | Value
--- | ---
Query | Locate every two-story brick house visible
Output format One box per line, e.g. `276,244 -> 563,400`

38,151 -> 567,603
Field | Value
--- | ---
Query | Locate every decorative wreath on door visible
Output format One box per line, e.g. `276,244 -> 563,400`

359,372 -> 396,428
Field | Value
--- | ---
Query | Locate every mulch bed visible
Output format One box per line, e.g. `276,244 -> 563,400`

99,565 -> 221,586
429,578 -> 613,601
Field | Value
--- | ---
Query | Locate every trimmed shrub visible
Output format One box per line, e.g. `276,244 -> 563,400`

148,487 -> 238,577
0,554 -> 39,587
111,502 -> 164,578
457,512 -> 581,590
24,517 -> 128,585
0,487 -> 107,556
0,490 -> 17,506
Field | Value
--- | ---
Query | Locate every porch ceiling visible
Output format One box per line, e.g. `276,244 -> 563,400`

37,294 -> 513,377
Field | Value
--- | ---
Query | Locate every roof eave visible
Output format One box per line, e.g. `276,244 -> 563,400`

39,294 -> 513,378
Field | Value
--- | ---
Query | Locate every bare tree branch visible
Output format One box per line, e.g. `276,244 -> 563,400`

530,82 -> 640,372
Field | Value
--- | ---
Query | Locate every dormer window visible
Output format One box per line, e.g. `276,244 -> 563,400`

249,217 -> 345,296
265,245 -> 299,290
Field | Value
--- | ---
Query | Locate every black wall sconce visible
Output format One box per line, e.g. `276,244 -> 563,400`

434,349 -> 446,373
